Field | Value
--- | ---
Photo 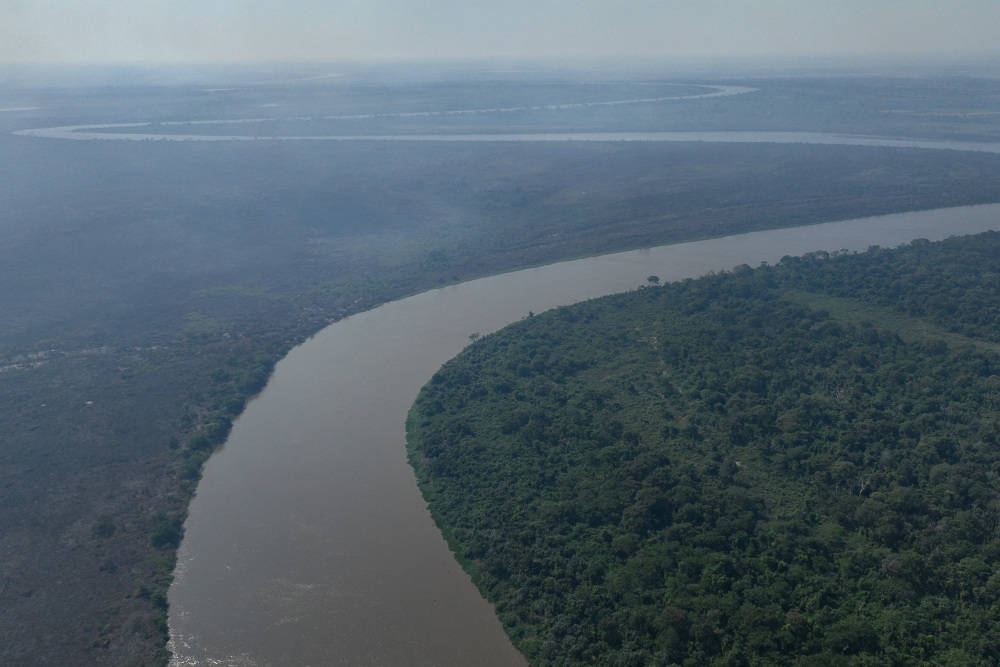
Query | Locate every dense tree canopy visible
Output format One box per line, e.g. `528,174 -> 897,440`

408,231 -> 1000,665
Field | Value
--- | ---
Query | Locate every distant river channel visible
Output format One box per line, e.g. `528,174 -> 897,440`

168,204 -> 1000,666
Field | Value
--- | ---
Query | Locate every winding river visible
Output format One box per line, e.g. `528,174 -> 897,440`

15,124 -> 1000,155
167,203 -> 1000,666
9,79 -> 999,665
26,82 -> 992,665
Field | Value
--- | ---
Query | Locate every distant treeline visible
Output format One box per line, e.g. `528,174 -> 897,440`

408,231 -> 1000,665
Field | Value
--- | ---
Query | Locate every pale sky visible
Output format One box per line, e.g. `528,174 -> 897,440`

2,0 -> 998,63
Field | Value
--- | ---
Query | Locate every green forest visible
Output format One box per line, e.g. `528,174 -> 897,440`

408,231 -> 1000,665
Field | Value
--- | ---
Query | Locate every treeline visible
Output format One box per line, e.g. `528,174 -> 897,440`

407,231 -> 1000,665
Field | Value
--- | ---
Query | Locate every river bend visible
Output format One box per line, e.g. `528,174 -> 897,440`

169,204 -> 1000,666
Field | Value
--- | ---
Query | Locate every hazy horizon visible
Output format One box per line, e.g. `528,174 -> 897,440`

3,1 -> 999,64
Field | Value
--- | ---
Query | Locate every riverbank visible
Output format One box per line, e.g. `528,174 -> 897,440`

406,231 -> 1000,664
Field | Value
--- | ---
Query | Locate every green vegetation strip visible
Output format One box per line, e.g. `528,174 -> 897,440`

782,289 -> 1000,356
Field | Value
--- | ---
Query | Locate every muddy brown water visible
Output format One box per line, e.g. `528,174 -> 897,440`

168,203 -> 1000,666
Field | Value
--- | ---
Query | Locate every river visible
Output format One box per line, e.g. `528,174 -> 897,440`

168,203 -> 999,666
15,125 -> 1000,155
